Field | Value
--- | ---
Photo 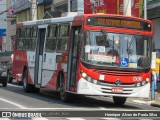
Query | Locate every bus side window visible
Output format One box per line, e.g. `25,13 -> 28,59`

45,25 -> 57,52
57,24 -> 69,51
16,28 -> 21,50
18,39 -> 24,50
24,28 -> 30,50
16,28 -> 21,38
17,28 -> 24,50
30,27 -> 37,51
73,30 -> 78,57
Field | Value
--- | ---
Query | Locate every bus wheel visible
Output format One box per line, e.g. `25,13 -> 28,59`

17,80 -> 22,85
32,86 -> 40,93
7,73 -> 12,83
22,70 -> 32,93
2,80 -> 7,87
59,74 -> 71,102
113,96 -> 127,106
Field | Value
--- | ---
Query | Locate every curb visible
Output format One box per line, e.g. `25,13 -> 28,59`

150,102 -> 160,108
130,100 -> 160,108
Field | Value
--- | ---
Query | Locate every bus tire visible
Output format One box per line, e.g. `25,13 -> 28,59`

7,73 -> 12,83
22,70 -> 32,93
59,73 -> 71,102
113,96 -> 126,106
2,80 -> 7,87
17,79 -> 22,85
32,86 -> 40,93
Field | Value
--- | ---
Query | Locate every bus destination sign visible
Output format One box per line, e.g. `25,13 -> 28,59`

87,17 -> 151,31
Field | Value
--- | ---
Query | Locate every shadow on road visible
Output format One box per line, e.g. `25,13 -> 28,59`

0,82 -> 147,110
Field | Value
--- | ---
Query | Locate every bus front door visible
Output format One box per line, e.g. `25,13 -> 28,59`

67,27 -> 81,91
34,26 -> 47,86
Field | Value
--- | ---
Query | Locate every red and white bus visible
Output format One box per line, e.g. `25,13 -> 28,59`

11,13 -> 153,105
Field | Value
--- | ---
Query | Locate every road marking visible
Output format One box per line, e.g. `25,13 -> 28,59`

0,107 -> 121,112
101,118 -> 120,120
23,107 -> 110,110
8,84 -> 22,88
0,107 -> 120,111
0,98 -> 26,109
0,118 -> 10,120
98,107 -> 110,110
66,118 -> 85,120
32,118 -> 49,120
131,100 -> 153,106
140,119 -> 153,120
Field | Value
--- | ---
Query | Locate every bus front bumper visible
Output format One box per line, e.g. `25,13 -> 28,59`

77,78 -> 150,98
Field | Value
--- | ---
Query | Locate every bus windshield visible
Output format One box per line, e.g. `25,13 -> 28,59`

81,31 -> 151,69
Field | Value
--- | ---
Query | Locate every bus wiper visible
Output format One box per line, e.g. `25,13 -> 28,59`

101,29 -> 113,48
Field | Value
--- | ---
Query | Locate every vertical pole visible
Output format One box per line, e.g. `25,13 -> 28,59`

144,0 -> 147,19
123,0 -> 131,16
68,0 -> 70,12
90,0 -> 95,14
31,0 -> 37,20
151,72 -> 156,100
151,52 -> 156,100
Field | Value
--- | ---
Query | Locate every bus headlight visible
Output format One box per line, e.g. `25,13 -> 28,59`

93,79 -> 98,84
87,76 -> 92,82
81,72 -> 87,78
81,72 -> 99,84
142,81 -> 147,86
135,80 -> 148,87
81,72 -> 92,82
146,78 -> 150,82
136,82 -> 141,87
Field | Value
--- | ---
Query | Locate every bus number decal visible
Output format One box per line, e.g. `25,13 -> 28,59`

56,55 -> 63,63
56,55 -> 67,63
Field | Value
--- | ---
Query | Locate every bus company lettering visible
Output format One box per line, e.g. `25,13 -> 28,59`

36,20 -> 51,25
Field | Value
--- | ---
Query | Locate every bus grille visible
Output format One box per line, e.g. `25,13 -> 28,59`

101,87 -> 133,95
99,81 -> 135,88
92,69 -> 142,76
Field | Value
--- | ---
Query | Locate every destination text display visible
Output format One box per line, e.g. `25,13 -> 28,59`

87,17 -> 151,31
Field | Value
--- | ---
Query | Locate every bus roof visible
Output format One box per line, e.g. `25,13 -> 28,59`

17,14 -> 152,27
17,16 -> 75,27
17,12 -> 84,27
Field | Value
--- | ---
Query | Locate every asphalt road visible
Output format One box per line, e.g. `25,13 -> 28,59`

0,81 -> 159,120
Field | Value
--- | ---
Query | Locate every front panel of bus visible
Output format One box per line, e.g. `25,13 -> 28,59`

77,15 -> 152,98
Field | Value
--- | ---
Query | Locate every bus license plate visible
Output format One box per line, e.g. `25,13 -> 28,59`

112,87 -> 123,93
